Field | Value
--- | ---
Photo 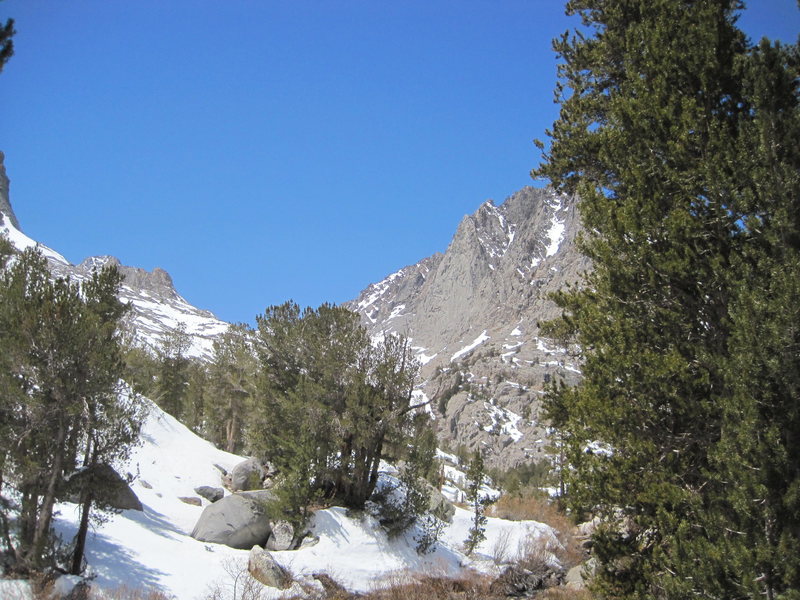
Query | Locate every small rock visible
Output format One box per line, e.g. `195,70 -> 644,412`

266,520 -> 294,551
425,481 -> 455,523
566,564 -> 586,589
577,516 -> 600,537
195,486 -> 224,503
248,545 -> 291,589
299,534 -> 320,549
230,458 -> 265,492
313,573 -> 350,597
140,480 -> 153,489
489,564 -> 564,597
179,496 -> 202,506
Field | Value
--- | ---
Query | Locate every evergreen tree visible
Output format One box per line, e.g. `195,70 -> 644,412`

705,38 -> 800,599
0,17 -> 14,72
122,342 -> 160,399
0,245 -> 142,573
206,323 -> 258,454
463,450 -> 488,557
252,301 -> 426,524
535,1 -> 799,597
154,323 -> 190,419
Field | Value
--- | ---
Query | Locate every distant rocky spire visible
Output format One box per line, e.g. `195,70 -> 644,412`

0,151 -> 21,230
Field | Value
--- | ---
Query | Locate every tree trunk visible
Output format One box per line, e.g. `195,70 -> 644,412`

225,411 -> 238,454
26,417 -> 67,569
71,441 -> 96,575
366,431 -> 385,500
70,489 -> 93,575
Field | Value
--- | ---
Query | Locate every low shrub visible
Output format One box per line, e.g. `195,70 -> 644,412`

491,492 -> 584,569
368,570 -> 495,600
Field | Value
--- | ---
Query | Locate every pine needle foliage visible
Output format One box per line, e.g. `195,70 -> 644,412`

534,1 -> 800,598
463,450 -> 489,556
0,242 -> 143,574
252,301 -> 428,527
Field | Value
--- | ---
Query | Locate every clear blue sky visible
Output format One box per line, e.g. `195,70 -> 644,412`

1,1 -> 797,325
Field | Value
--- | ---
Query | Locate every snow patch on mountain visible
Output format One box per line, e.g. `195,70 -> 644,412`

1,212 -> 69,265
451,330 -> 490,362
1,208 -> 228,360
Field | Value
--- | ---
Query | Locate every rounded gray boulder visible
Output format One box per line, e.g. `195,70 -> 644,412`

230,458 -> 265,492
190,490 -> 276,549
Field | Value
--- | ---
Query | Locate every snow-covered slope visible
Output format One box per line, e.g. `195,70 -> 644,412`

31,398 -> 554,599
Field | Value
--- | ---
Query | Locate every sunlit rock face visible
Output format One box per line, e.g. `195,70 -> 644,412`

348,186 -> 590,469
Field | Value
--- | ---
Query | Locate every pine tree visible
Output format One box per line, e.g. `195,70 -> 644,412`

0,246 -> 142,573
252,301 -> 425,523
154,323 -> 190,419
463,450 -> 488,556
68,263 -> 145,575
534,1 -> 800,597
703,38 -> 800,599
0,18 -> 14,72
206,323 -> 258,453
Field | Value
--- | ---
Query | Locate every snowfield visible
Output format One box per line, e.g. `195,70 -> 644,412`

0,397 -> 559,599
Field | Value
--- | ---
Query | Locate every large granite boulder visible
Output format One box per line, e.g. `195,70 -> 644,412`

425,482 -> 455,523
190,490 -> 276,549
230,458 -> 265,492
64,463 -> 143,512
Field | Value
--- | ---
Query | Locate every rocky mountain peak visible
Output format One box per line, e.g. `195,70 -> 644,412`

0,153 -> 227,359
75,256 -> 180,302
349,185 -> 590,469
0,151 -> 21,231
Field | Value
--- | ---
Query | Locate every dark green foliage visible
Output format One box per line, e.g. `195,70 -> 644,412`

488,460 -> 552,496
535,1 -> 800,598
463,451 -> 489,556
251,301 -> 428,527
182,360 -> 208,434
0,18 -> 14,72
0,244 -> 143,574
154,324 -> 191,420
122,343 -> 159,399
385,420 -> 436,537
205,323 -> 258,454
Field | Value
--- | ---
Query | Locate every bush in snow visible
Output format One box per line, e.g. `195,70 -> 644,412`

367,464 -> 444,555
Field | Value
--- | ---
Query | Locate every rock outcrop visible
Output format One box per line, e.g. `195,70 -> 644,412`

194,486 -> 224,503
348,187 -> 590,469
64,463 -> 143,512
230,458 -> 265,492
265,520 -> 295,552
0,152 -> 20,230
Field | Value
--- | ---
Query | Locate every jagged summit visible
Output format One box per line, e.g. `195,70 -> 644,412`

0,151 -> 21,231
0,153 -> 227,358
349,185 -> 590,469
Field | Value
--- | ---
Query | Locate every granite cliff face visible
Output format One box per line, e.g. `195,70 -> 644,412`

0,153 -> 227,358
348,186 -> 590,469
0,152 -> 20,230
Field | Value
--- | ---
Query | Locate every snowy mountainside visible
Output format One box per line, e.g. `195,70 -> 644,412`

10,396 -> 555,598
348,186 -> 591,470
0,154 -> 227,359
